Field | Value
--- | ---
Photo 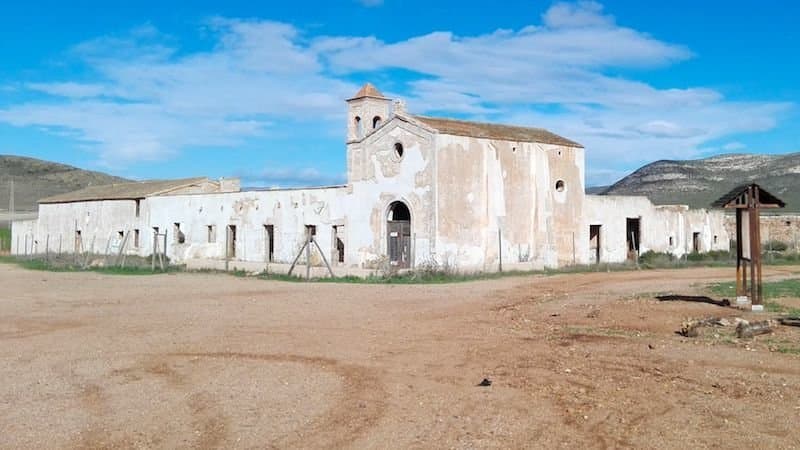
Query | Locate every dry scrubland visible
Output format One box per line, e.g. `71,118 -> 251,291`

1,264 -> 800,449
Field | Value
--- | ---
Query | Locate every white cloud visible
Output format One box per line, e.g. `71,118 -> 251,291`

0,2 -> 791,184
722,141 -> 747,151
0,19 -> 356,168
239,166 -> 346,187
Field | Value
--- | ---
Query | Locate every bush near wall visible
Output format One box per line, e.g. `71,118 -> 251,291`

765,240 -> 789,252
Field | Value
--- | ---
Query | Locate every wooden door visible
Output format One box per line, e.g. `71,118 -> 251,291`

388,221 -> 411,268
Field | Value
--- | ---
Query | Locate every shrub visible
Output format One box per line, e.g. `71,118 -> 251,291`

765,240 -> 789,252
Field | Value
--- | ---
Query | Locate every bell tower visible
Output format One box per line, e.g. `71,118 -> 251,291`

346,83 -> 392,142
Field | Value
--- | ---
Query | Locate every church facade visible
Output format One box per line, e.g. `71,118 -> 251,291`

12,84 -> 730,273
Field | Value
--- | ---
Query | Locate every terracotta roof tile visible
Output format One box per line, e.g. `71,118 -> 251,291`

39,177 -> 211,204
414,116 -> 582,147
348,83 -> 387,100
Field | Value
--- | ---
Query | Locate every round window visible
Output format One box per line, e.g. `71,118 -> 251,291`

394,142 -> 404,159
555,180 -> 565,192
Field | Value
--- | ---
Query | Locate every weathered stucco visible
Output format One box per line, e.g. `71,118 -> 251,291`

11,84 -> 732,273
584,195 -> 730,262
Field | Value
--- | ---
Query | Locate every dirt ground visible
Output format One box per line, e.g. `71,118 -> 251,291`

1,264 -> 800,449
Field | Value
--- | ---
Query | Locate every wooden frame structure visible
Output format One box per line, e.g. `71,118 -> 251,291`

712,184 -> 785,306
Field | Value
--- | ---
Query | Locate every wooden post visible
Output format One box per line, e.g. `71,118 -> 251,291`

572,232 -> 576,265
312,237 -> 335,278
225,226 -> 230,272
45,234 -> 50,261
152,230 -> 157,271
115,231 -> 129,267
749,186 -> 758,305
288,240 -> 309,277
305,231 -> 311,280
160,232 -> 167,270
735,208 -> 744,297
498,228 -> 503,272
754,186 -> 763,305
103,233 -> 113,267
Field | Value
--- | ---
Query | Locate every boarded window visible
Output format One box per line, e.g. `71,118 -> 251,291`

134,229 -> 140,248
207,225 -> 216,243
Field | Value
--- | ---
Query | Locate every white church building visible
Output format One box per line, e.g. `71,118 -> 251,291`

12,84 -> 730,274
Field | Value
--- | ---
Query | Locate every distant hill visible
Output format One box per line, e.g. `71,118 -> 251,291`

600,153 -> 800,212
0,155 -> 129,212
585,185 -> 610,194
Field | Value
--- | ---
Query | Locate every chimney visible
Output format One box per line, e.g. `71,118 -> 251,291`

393,99 -> 407,115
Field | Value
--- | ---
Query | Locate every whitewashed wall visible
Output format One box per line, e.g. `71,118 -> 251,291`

584,195 -> 730,263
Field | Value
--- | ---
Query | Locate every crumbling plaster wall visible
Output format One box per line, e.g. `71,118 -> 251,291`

345,117 -> 436,268
723,214 -> 800,250
584,195 -> 730,263
22,200 -> 147,256
147,187 -> 348,265
434,133 -> 585,270
10,218 -> 38,255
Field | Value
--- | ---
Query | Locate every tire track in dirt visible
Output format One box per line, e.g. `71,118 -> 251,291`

170,352 -> 387,449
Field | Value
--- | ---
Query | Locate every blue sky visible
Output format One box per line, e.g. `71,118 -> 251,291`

1,0 -> 798,187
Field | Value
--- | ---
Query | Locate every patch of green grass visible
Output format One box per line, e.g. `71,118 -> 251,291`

0,228 -> 10,252
776,346 -> 800,355
0,255 -> 179,275
709,278 -> 800,300
254,269 -> 541,284
708,278 -> 800,315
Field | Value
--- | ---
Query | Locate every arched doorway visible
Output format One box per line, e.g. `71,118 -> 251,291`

387,201 -> 411,268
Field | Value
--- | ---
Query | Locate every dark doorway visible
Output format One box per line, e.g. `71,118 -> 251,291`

227,225 -> 237,258
693,232 -> 701,253
387,201 -> 411,268
589,225 -> 601,264
264,224 -> 274,262
626,218 -> 641,260
333,225 -> 345,264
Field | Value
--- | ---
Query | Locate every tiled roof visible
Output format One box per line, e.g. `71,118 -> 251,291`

39,177 -> 210,204
414,116 -> 582,147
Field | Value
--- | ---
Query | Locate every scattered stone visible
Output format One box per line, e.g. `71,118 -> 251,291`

477,378 -> 492,387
